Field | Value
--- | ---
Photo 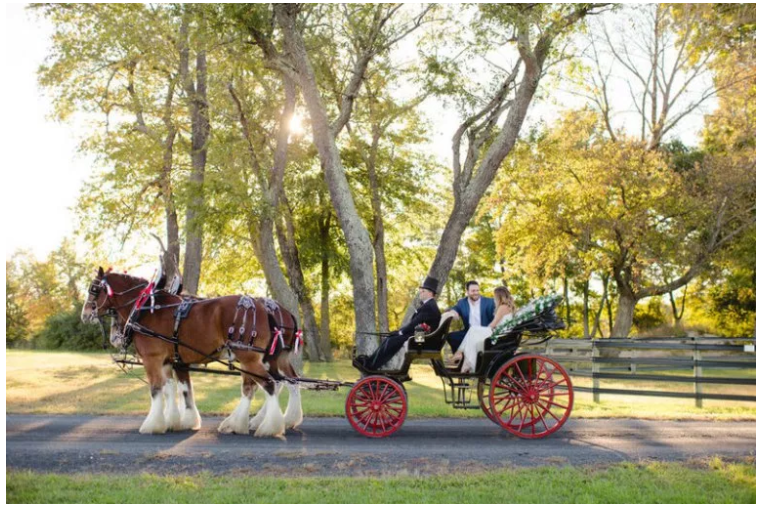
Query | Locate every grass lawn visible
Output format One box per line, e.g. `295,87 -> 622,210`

6,350 -> 756,420
7,458 -> 755,503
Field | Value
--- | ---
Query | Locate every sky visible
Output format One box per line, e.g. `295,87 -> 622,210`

4,3 -> 95,259
3,3 -> 717,266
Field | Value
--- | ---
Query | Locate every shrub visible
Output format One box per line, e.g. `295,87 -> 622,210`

33,303 -> 104,351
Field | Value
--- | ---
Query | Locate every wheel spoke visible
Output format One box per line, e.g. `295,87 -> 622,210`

515,362 -> 529,385
537,377 -> 566,394
537,406 -> 550,432
497,398 -> 522,418
494,381 -> 522,395
535,399 -> 562,422
379,389 -> 401,405
505,372 -> 527,392
351,405 -> 373,420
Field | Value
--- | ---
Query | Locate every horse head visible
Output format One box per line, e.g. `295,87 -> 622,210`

81,267 -> 148,324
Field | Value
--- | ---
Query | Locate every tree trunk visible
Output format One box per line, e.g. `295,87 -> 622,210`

563,275 -> 571,326
582,279 -> 590,338
591,273 -> 609,338
606,297 -> 614,337
612,291 -> 637,338
160,129 -> 181,283
275,6 -> 377,354
180,13 -> 209,295
367,128 -> 389,333
668,286 -> 687,332
249,218 -> 299,312
422,40 -> 545,298
276,196 -> 323,362
319,206 -> 334,361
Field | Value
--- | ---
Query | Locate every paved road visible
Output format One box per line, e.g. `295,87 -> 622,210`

7,415 -> 755,476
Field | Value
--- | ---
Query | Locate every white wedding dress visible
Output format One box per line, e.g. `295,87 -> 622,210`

456,311 -> 512,373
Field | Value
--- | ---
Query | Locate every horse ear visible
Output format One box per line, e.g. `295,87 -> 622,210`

98,266 -> 105,278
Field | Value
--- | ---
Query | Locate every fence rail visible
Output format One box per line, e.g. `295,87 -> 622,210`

522,336 -> 756,406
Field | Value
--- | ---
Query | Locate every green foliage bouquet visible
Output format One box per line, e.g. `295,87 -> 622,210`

490,295 -> 565,344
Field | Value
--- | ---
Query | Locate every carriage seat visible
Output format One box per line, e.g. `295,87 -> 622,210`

405,315 -> 454,357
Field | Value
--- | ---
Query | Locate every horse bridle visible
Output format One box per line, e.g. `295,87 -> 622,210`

87,276 -> 148,349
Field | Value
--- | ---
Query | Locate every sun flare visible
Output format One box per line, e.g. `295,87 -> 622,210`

288,114 -> 304,136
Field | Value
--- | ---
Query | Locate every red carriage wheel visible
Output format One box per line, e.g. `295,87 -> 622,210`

477,379 -> 498,423
345,376 -> 407,438
488,354 -> 573,439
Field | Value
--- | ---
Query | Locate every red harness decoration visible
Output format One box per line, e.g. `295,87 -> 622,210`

134,281 -> 155,312
269,328 -> 284,355
294,330 -> 304,354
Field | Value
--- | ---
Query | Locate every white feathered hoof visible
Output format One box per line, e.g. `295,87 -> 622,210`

163,379 -> 182,431
249,406 -> 266,431
254,393 -> 285,438
165,404 -> 182,431
140,390 -> 168,434
218,395 -> 252,435
284,385 -> 304,429
217,413 -> 250,435
284,409 -> 303,430
180,407 -> 202,431
139,413 -> 168,434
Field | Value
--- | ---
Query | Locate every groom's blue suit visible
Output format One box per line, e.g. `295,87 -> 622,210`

447,297 -> 496,350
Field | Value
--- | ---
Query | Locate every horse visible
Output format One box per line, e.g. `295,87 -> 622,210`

81,267 -> 303,438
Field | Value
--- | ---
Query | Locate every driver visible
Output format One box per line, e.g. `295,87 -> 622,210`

359,276 -> 441,371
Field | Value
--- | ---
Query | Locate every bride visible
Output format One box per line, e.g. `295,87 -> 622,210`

451,286 -> 516,373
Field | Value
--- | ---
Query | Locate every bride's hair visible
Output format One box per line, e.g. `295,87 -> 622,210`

494,286 -> 516,313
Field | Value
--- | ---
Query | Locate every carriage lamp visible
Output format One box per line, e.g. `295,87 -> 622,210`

414,323 -> 431,344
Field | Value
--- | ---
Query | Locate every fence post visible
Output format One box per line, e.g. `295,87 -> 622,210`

693,342 -> 703,408
592,341 -> 600,403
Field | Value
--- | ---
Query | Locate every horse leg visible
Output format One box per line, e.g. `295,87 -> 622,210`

245,363 -> 284,438
249,379 -> 287,431
248,382 -> 273,431
218,371 -> 256,435
162,364 -> 182,431
139,358 -> 168,434
278,354 -> 303,429
175,368 -> 202,430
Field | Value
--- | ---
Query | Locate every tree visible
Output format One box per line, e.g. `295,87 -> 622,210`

178,5 -> 211,295
490,109 -> 755,337
36,4 -> 217,291
6,263 -> 29,346
246,4 -> 434,353
420,4 -> 608,310
581,4 -> 739,149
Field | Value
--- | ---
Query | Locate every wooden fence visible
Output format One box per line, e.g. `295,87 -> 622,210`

522,336 -> 756,407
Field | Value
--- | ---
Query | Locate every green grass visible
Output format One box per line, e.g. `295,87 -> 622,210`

6,350 -> 755,419
7,459 -> 755,503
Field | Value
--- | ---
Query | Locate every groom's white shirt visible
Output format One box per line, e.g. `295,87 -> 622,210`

468,297 -> 482,328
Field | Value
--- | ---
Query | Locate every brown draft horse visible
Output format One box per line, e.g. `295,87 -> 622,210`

81,267 -> 303,438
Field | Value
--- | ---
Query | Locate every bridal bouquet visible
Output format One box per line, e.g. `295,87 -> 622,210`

490,295 -> 564,345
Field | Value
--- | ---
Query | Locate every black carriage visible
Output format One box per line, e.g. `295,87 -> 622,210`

345,299 -> 573,438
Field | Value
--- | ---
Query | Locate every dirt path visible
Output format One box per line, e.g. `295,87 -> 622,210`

7,415 -> 755,476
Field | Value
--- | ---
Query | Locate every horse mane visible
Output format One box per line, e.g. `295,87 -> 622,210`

104,271 -> 148,288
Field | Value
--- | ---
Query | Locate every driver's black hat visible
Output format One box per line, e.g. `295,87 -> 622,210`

419,276 -> 439,294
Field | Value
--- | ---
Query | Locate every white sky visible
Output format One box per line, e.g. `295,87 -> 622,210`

3,3 -> 715,264
4,3 -> 95,259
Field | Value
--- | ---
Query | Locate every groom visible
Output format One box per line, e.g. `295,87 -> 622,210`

446,280 -> 495,351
